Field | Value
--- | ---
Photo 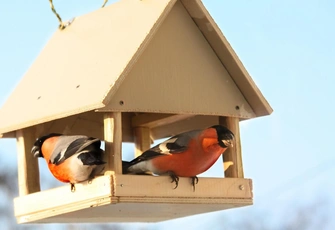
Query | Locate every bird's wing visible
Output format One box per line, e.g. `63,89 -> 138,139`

130,129 -> 202,164
50,136 -> 101,165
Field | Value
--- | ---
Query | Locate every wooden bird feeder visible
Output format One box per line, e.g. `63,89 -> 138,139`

0,0 -> 272,224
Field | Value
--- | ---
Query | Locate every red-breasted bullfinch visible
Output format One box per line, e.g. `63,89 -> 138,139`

122,125 -> 234,191
31,133 -> 105,191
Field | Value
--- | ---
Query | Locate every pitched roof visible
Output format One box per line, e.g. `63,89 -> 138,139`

0,0 -> 272,136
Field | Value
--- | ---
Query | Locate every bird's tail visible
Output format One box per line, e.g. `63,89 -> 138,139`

122,161 -> 131,174
78,150 -> 106,166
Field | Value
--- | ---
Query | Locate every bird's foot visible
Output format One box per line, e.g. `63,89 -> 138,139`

70,183 -> 76,192
190,176 -> 198,191
168,171 -> 179,189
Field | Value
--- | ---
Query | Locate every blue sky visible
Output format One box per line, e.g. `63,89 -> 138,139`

1,0 -> 335,229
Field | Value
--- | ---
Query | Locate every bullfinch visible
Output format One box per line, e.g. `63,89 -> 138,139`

122,125 -> 234,190
31,133 -> 105,191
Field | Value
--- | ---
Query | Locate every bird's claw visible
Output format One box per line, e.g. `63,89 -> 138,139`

191,176 -> 198,192
168,172 -> 179,189
71,183 -> 76,192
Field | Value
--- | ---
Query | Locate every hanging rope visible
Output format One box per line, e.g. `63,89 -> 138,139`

101,0 -> 108,8
49,0 -> 65,30
49,0 -> 109,30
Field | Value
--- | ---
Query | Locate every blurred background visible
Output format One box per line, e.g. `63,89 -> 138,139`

1,0 -> 335,229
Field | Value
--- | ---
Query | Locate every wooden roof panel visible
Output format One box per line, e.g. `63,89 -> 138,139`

181,0 -> 273,116
101,1 -> 255,119
0,0 -> 175,134
0,0 -> 272,135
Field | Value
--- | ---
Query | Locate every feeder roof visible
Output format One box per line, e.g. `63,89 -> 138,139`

0,0 -> 272,136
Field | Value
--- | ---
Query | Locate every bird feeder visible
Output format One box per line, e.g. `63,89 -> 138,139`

0,0 -> 272,224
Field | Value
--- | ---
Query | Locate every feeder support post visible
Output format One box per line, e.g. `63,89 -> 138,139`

16,127 -> 41,195
219,116 -> 244,178
104,112 -> 122,174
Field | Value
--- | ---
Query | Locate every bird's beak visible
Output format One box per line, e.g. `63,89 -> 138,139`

222,140 -> 233,148
31,146 -> 41,158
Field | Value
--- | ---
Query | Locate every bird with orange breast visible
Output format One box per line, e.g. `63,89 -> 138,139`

122,125 -> 234,191
31,133 -> 105,192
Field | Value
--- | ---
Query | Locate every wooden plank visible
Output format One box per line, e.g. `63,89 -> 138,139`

101,0 -> 255,120
151,115 -> 219,140
115,175 -> 251,198
20,199 -> 252,223
101,0 -> 177,105
180,0 -> 273,117
103,112 -> 122,174
34,111 -> 134,143
219,117 -> 244,178
34,111 -> 104,140
0,0 -> 176,135
132,113 -> 195,128
118,197 -> 252,206
14,174 -> 252,223
121,112 -> 135,142
37,111 -> 96,139
16,127 -> 41,196
14,174 -> 114,223
134,127 -> 151,157
0,131 -> 16,138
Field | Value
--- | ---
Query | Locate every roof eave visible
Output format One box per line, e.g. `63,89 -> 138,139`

0,102 -> 105,137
